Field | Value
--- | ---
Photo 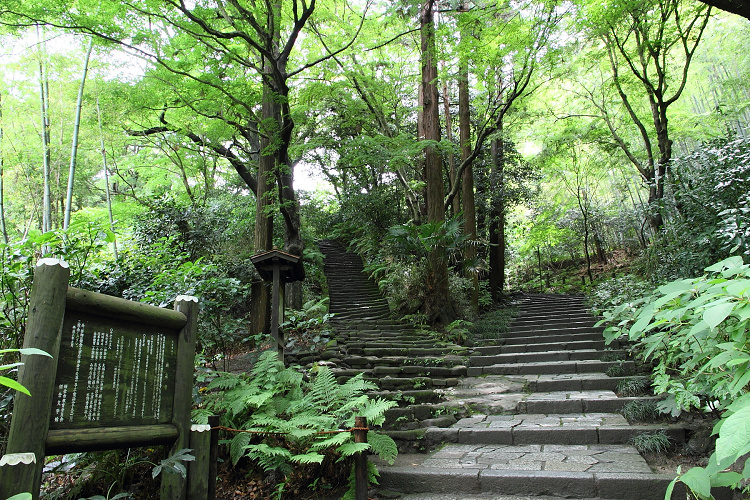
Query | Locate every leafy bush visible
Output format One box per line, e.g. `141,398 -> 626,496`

588,275 -> 654,316
198,351 -> 398,497
282,298 -> 334,355
597,256 -> 750,498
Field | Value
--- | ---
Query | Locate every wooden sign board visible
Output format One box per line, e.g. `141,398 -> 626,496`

0,259 -> 203,500
51,311 -> 178,429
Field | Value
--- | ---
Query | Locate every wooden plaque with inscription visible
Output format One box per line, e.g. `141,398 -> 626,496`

50,312 -> 178,429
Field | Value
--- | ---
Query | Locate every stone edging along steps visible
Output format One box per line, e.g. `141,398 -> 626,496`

307,241 -> 729,499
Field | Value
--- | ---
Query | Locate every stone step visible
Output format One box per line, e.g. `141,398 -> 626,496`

468,360 -> 634,376
469,349 -> 625,367
345,355 -> 466,368
500,330 -> 605,344
422,413 -> 685,445
475,339 -> 610,355
507,322 -> 602,334
332,365 -> 467,378
376,446 -> 690,500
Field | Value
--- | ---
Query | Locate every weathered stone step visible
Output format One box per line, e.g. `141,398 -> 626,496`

469,349 -> 625,367
332,365 -> 467,378
362,376 -> 461,391
469,360 -> 634,376
507,322 -> 602,334
362,346 -> 466,357
376,446 -> 692,499
475,339 -> 610,355
500,330 -> 604,344
345,355 -> 466,367
423,413 -> 685,445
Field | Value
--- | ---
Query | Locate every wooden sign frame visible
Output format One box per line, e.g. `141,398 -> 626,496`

0,259 -> 202,500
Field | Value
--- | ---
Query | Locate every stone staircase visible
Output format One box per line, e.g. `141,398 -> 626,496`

312,242 -> 728,499
314,240 -> 470,441
375,294 -> 697,499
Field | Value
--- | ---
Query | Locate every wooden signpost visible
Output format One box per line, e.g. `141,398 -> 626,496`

0,259 -> 205,500
250,248 -> 305,362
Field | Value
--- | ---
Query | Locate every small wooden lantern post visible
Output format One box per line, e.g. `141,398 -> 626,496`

250,248 -> 305,362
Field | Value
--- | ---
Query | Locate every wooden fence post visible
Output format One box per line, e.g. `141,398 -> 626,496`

354,416 -> 368,500
208,415 -> 220,500
0,259 -> 69,500
160,295 -> 198,500
188,424 -> 211,500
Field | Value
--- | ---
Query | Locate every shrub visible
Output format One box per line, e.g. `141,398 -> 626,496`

598,256 -> 750,499
198,352 -> 398,497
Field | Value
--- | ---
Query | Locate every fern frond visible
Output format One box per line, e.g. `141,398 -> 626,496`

309,431 -> 351,452
244,443 -> 292,473
207,372 -> 243,391
358,397 -> 398,426
291,452 -> 325,465
191,408 -> 213,425
309,366 -> 339,412
336,442 -> 370,459
230,432 -> 251,465
338,373 -> 377,399
367,460 -> 380,484
367,431 -> 398,464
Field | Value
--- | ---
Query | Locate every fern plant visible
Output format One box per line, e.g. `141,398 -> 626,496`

196,351 -> 398,495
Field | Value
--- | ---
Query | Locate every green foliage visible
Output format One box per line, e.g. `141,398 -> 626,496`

282,298 -> 333,355
0,347 -> 51,395
630,431 -> 672,454
589,275 -> 655,316
468,307 -> 518,340
0,222 -> 114,351
616,377 -> 652,397
150,448 -> 195,480
201,352 -> 397,494
597,257 -> 750,498
621,400 -> 661,423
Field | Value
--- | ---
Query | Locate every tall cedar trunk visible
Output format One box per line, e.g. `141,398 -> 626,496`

420,0 -> 452,324
250,70 -> 276,341
442,78 -> 460,217
458,53 -> 478,311
488,136 -> 505,300
64,37 -> 94,229
0,91 -> 8,243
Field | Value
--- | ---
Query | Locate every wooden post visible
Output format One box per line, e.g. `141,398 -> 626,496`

188,424 -> 211,500
0,259 -> 69,500
354,416 -> 368,500
207,415 -> 219,500
161,295 -> 199,500
270,261 -> 283,362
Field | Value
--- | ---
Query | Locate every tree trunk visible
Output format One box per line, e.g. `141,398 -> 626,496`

420,0 -> 452,325
488,136 -> 505,300
64,37 -> 94,229
249,70 -> 277,341
442,77 -> 460,217
458,44 -> 478,311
